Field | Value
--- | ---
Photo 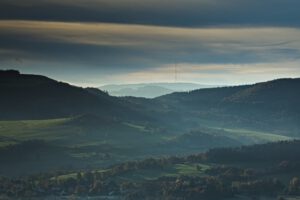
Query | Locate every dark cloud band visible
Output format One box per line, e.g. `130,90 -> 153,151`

2,21 -> 299,70
0,0 -> 300,27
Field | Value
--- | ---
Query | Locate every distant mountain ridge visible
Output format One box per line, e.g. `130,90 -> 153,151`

109,85 -> 173,98
100,82 -> 218,98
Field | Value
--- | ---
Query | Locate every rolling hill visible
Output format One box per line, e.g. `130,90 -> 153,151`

3,140 -> 300,199
2,70 -> 299,135
0,70 -> 299,176
154,78 -> 300,135
100,82 -> 217,98
1,115 -> 270,176
0,70 -> 148,121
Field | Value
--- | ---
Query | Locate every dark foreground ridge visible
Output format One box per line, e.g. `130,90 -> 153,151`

1,140 -> 300,199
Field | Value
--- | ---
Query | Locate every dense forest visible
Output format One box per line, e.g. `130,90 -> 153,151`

1,140 -> 300,199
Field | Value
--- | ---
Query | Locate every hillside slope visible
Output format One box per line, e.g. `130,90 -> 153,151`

0,70 -> 146,121
155,78 -> 300,135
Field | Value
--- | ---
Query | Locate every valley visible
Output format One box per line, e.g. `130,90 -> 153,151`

0,70 -> 299,199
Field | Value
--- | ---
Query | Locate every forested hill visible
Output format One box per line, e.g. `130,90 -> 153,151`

0,70 -> 146,121
1,70 -> 299,135
155,78 -> 300,135
158,78 -> 300,110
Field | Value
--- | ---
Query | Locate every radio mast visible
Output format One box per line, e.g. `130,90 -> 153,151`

174,64 -> 178,83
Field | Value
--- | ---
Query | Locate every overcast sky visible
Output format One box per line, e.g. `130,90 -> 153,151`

0,0 -> 300,86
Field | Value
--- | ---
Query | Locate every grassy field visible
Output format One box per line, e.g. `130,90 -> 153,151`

114,163 -> 204,181
0,117 -> 291,148
0,116 -> 294,176
53,163 -> 211,182
0,118 -> 71,146
0,116 -> 168,176
0,116 -> 163,148
211,127 -> 291,144
0,117 -> 292,160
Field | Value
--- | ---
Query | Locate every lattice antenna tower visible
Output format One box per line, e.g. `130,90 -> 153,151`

174,63 -> 178,83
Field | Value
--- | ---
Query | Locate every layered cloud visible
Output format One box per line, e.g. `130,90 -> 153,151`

110,62 -> 300,85
1,0 -> 300,27
0,0 -> 300,85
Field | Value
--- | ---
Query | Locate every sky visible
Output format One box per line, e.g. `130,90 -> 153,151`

1,0 -> 300,86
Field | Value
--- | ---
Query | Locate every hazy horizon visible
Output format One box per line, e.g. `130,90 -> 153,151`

2,68 -> 299,88
1,0 -> 300,86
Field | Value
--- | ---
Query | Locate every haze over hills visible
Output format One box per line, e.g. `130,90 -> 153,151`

0,69 -> 299,176
1,70 -> 299,135
152,78 -> 300,135
100,83 -> 219,98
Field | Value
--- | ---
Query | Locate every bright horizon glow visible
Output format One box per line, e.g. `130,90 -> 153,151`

1,20 -> 300,87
